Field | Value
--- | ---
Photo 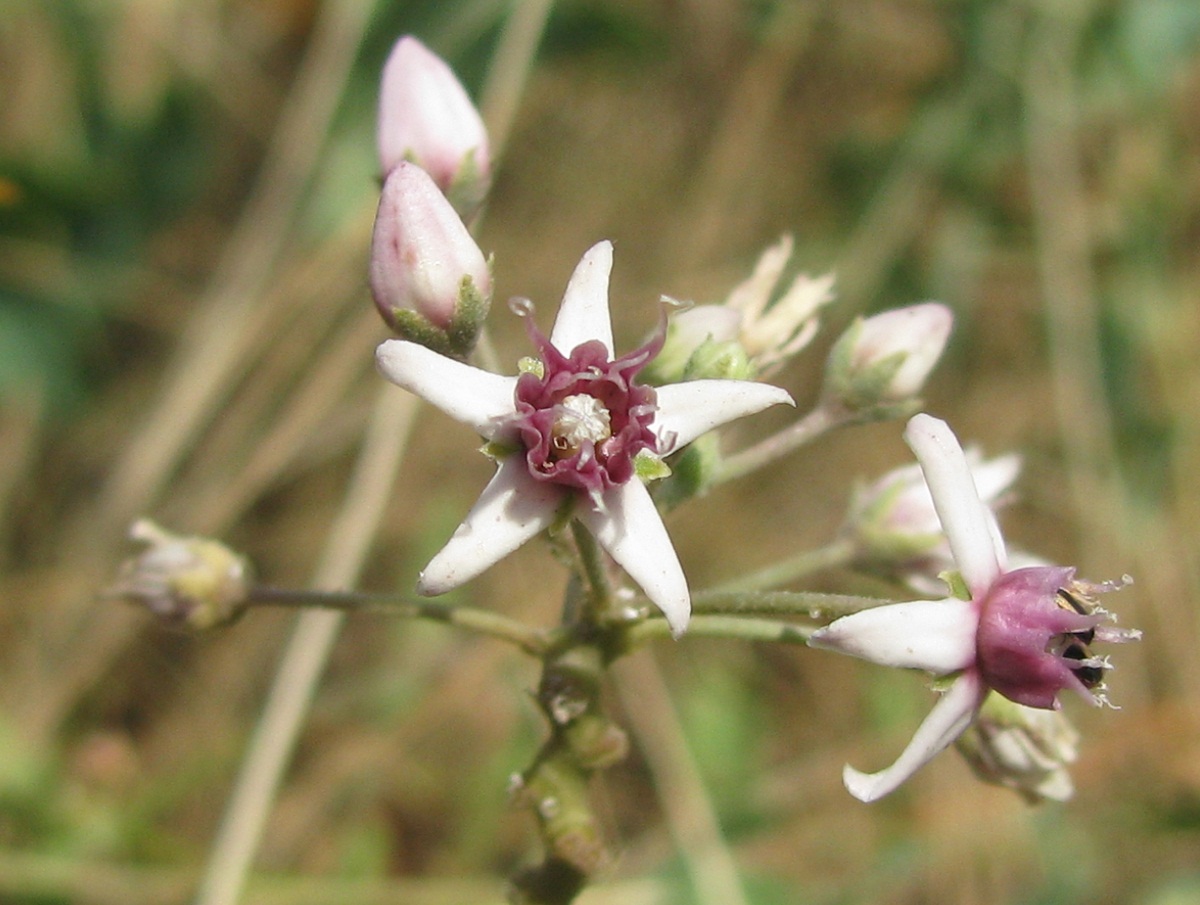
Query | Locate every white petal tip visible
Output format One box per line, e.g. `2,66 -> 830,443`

807,625 -> 834,650
415,572 -> 445,597
842,764 -> 889,803
666,611 -> 690,640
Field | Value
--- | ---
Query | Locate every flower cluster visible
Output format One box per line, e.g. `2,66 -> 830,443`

111,41 -> 1142,885
362,37 -> 1137,809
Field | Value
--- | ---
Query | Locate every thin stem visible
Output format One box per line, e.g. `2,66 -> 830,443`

624,614 -> 815,648
690,588 -> 888,619
707,537 -> 857,593
715,403 -> 852,485
250,586 -> 548,655
571,520 -> 615,622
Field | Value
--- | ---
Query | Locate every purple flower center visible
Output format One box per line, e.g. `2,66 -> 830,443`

976,566 -> 1126,710
512,321 -> 663,494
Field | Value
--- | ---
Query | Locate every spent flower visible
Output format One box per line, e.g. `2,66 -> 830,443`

809,413 -> 1139,801
376,241 -> 794,634
377,35 -> 490,214
956,692 -> 1080,803
369,161 -> 492,356
108,519 -> 250,631
648,236 -> 834,382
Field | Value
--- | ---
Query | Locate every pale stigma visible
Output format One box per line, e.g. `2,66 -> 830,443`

551,394 -> 611,456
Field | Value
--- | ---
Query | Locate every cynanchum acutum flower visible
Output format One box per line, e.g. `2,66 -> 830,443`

377,35 -> 490,213
376,241 -> 794,635
809,413 -> 1139,802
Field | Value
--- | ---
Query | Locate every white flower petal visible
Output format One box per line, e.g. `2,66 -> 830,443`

551,241 -> 615,356
904,414 -> 1006,599
377,340 -> 517,439
417,458 -> 564,595
808,599 -> 978,673
654,379 -> 794,455
843,670 -> 987,802
577,479 -> 690,636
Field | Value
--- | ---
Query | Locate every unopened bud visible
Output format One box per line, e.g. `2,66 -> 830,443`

846,448 -> 1020,568
108,520 -> 250,631
377,35 -> 490,216
369,161 -> 492,356
823,302 -> 952,417
956,692 -> 1080,803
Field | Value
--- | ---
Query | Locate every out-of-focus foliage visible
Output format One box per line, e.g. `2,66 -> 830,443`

0,1 -> 214,417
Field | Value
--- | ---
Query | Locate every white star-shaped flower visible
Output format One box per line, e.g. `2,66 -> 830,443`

377,241 -> 794,635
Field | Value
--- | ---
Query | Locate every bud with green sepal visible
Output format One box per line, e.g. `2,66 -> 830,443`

369,161 -> 492,358
822,302 -> 952,420
956,692 -> 1081,803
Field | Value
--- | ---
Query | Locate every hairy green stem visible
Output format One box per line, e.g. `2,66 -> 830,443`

624,614 -> 815,647
691,588 -> 889,619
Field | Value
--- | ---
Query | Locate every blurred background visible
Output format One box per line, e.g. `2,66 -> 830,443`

2,0 -> 1199,902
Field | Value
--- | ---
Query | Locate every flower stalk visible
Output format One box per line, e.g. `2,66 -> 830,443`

715,399 -> 856,485
249,586 -> 550,655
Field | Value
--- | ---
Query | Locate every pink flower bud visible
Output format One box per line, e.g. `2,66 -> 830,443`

824,302 -> 952,414
369,162 -> 492,352
377,36 -> 490,205
852,303 -> 953,398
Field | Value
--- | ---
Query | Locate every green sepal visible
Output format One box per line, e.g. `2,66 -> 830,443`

480,439 -> 521,461
518,356 -> 544,378
445,147 -> 490,220
387,308 -> 455,357
633,449 -> 671,482
930,672 -> 964,692
641,325 -> 753,386
941,569 -> 971,601
444,266 -> 492,358
683,337 -> 753,381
